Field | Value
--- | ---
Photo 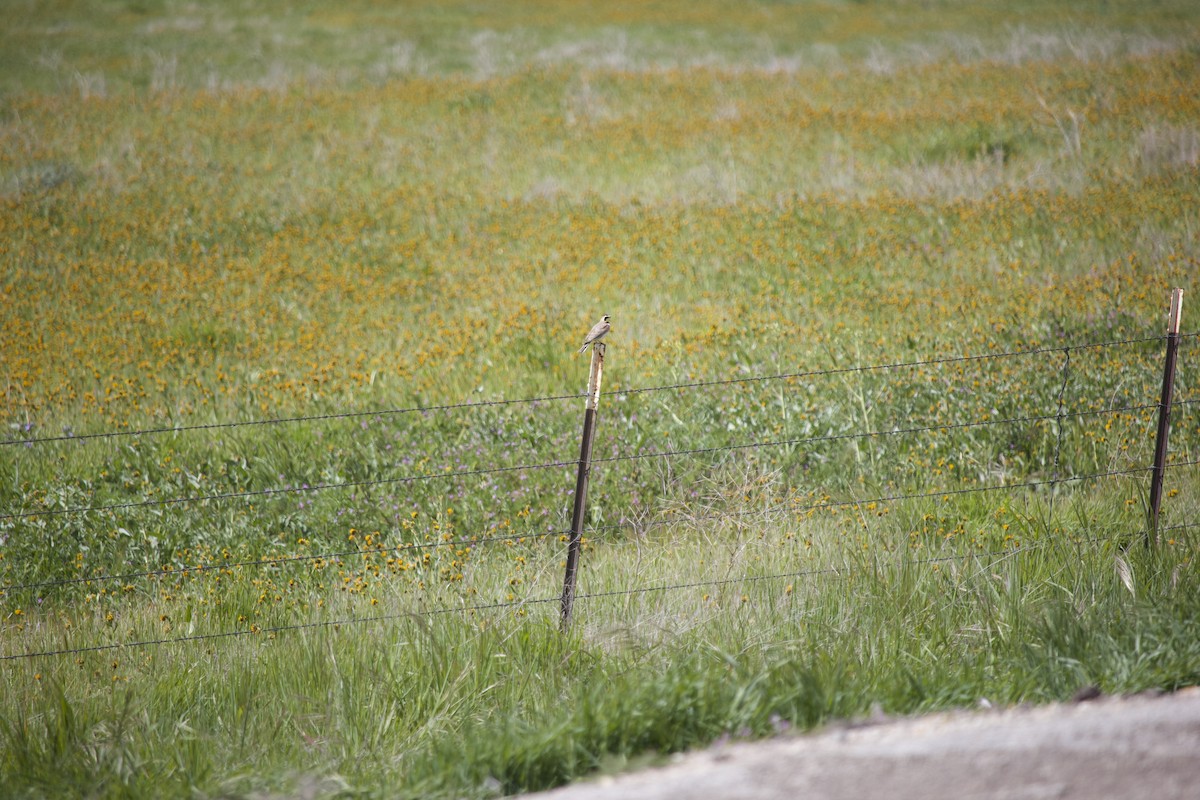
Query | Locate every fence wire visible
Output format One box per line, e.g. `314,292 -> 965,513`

0,400 -> 1165,523
1,391 -> 586,448
1,454 -> 1168,596
1,331 -> 1194,664
0,528 -> 566,595
7,524 -> 1189,663
4,332 -> 1182,449
589,463 -> 1167,542
0,403 -> 1181,593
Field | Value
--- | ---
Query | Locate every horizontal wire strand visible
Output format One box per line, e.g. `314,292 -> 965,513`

2,333 -> 1193,660
0,528 -> 566,594
1,530 -> 1141,662
586,464 -> 1157,539
0,400 -> 1163,522
1,391 -> 584,448
0,456 -> 583,521
2,460 -> 1158,595
592,402 -> 1160,469
5,332 -> 1181,449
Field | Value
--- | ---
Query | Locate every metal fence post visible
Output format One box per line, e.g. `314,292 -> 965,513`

1148,287 -> 1184,550
561,343 -> 604,630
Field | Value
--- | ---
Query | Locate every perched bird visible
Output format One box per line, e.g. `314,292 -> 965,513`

578,314 -> 611,353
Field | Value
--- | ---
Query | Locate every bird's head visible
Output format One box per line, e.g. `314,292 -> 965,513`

602,314 -> 610,323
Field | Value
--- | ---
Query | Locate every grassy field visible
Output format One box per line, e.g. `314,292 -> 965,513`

2,1 -> 1200,797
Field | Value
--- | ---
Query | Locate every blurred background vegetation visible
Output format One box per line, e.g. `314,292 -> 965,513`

1,2 -> 1198,798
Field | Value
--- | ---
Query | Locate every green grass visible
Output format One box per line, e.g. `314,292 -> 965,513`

3,505 -> 1198,798
2,0 -> 1200,797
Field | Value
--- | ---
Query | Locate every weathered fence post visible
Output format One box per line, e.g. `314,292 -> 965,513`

561,343 -> 604,630
1147,287 -> 1184,550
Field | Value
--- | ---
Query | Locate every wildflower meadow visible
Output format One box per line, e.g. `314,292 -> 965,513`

2,1 -> 1199,797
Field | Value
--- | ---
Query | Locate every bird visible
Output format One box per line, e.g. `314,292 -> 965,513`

578,314 -> 611,354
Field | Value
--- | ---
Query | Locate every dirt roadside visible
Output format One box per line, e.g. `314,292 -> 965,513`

522,687 -> 1200,800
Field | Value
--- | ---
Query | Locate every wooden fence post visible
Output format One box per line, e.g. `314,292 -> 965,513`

561,343 -> 604,630
1147,288 -> 1184,550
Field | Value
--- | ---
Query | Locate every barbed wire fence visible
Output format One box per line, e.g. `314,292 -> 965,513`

0,333 -> 1175,451
1,316 -> 1196,663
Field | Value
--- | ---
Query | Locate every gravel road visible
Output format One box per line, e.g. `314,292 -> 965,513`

523,687 -> 1200,800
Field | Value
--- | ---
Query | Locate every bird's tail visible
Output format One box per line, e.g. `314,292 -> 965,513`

577,343 -> 590,354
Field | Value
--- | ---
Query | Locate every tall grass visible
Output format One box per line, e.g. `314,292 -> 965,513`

2,0 -> 1199,797
3,498 -> 1197,798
